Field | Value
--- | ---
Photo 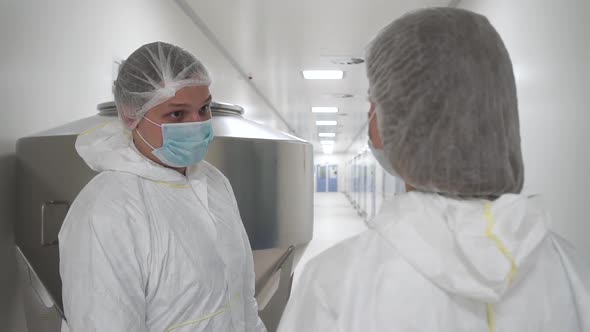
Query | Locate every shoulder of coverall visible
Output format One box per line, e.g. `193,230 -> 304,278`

299,229 -> 400,292
76,170 -> 150,221
190,161 -> 235,193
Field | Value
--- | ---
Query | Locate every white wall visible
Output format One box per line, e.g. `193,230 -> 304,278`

459,0 -> 590,259
0,1 -> 287,330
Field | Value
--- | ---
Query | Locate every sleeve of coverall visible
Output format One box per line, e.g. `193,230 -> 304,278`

59,208 -> 149,332
225,179 -> 267,332
276,259 -> 337,332
552,234 -> 590,331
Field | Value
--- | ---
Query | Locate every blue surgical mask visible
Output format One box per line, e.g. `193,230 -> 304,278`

136,117 -> 214,167
368,139 -> 401,179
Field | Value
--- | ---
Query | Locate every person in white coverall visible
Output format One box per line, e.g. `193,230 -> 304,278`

278,8 -> 590,332
59,42 -> 266,332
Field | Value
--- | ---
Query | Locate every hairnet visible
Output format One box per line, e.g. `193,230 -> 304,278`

366,8 -> 524,197
113,41 -> 211,129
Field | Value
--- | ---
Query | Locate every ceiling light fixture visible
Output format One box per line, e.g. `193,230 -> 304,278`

312,106 -> 339,113
316,120 -> 337,126
302,70 -> 344,80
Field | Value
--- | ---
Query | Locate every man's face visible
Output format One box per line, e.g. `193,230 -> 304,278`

131,85 -> 212,169
135,85 -> 212,150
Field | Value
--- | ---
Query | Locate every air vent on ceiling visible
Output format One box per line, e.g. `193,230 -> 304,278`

96,101 -> 118,115
325,93 -> 355,99
321,56 -> 365,66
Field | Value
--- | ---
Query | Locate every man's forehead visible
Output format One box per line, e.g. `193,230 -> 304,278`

166,94 -> 212,107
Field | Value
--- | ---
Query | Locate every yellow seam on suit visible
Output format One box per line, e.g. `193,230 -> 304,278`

78,122 -> 112,136
484,203 -> 517,284
483,203 -> 517,332
152,180 -> 190,189
487,303 -> 495,332
165,307 -> 228,332
165,293 -> 242,331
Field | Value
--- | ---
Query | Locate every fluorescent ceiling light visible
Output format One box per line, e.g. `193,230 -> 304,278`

302,70 -> 344,80
318,133 -> 336,137
322,145 -> 334,154
316,120 -> 337,126
320,140 -> 335,145
312,106 -> 338,113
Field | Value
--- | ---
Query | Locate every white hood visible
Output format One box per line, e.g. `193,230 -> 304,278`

75,121 -> 188,183
373,191 -> 549,303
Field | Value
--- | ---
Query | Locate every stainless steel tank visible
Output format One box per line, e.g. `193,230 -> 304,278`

14,102 -> 313,331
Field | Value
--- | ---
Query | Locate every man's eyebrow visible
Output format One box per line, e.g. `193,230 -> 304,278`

169,102 -> 190,107
202,95 -> 213,105
169,95 -> 212,107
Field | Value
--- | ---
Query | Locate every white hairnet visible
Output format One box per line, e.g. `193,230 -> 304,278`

366,8 -> 524,197
113,41 -> 211,129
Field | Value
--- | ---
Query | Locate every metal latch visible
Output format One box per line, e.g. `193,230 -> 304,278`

41,201 -> 70,246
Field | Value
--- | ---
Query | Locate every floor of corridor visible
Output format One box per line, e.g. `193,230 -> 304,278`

293,192 -> 368,286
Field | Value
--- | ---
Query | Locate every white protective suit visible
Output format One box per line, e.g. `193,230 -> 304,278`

278,191 -> 590,332
59,121 -> 266,332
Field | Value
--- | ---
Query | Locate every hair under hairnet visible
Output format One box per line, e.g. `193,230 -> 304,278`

113,41 -> 211,129
366,7 -> 524,197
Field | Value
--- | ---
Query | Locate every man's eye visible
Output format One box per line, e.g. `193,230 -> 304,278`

170,111 -> 183,119
200,104 -> 211,114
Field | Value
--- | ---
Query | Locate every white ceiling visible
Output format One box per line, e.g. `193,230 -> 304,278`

181,0 -> 452,153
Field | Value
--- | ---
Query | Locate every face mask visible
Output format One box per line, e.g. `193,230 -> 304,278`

368,107 -> 401,178
368,139 -> 401,179
136,117 -> 214,167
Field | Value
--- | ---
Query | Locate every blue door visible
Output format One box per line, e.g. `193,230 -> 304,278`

328,165 -> 338,192
316,164 -> 327,192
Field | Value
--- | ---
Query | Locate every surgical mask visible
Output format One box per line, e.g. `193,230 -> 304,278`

368,139 -> 401,179
368,107 -> 400,178
136,117 -> 214,167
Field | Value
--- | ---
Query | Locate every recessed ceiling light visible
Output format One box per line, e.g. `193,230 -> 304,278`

320,140 -> 335,145
322,145 -> 334,154
318,133 -> 336,137
312,106 -> 338,113
316,120 -> 337,126
302,70 -> 344,80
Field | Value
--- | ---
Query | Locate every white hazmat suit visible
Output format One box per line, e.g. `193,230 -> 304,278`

60,41 -> 266,332
59,121 -> 266,331
278,192 -> 590,331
